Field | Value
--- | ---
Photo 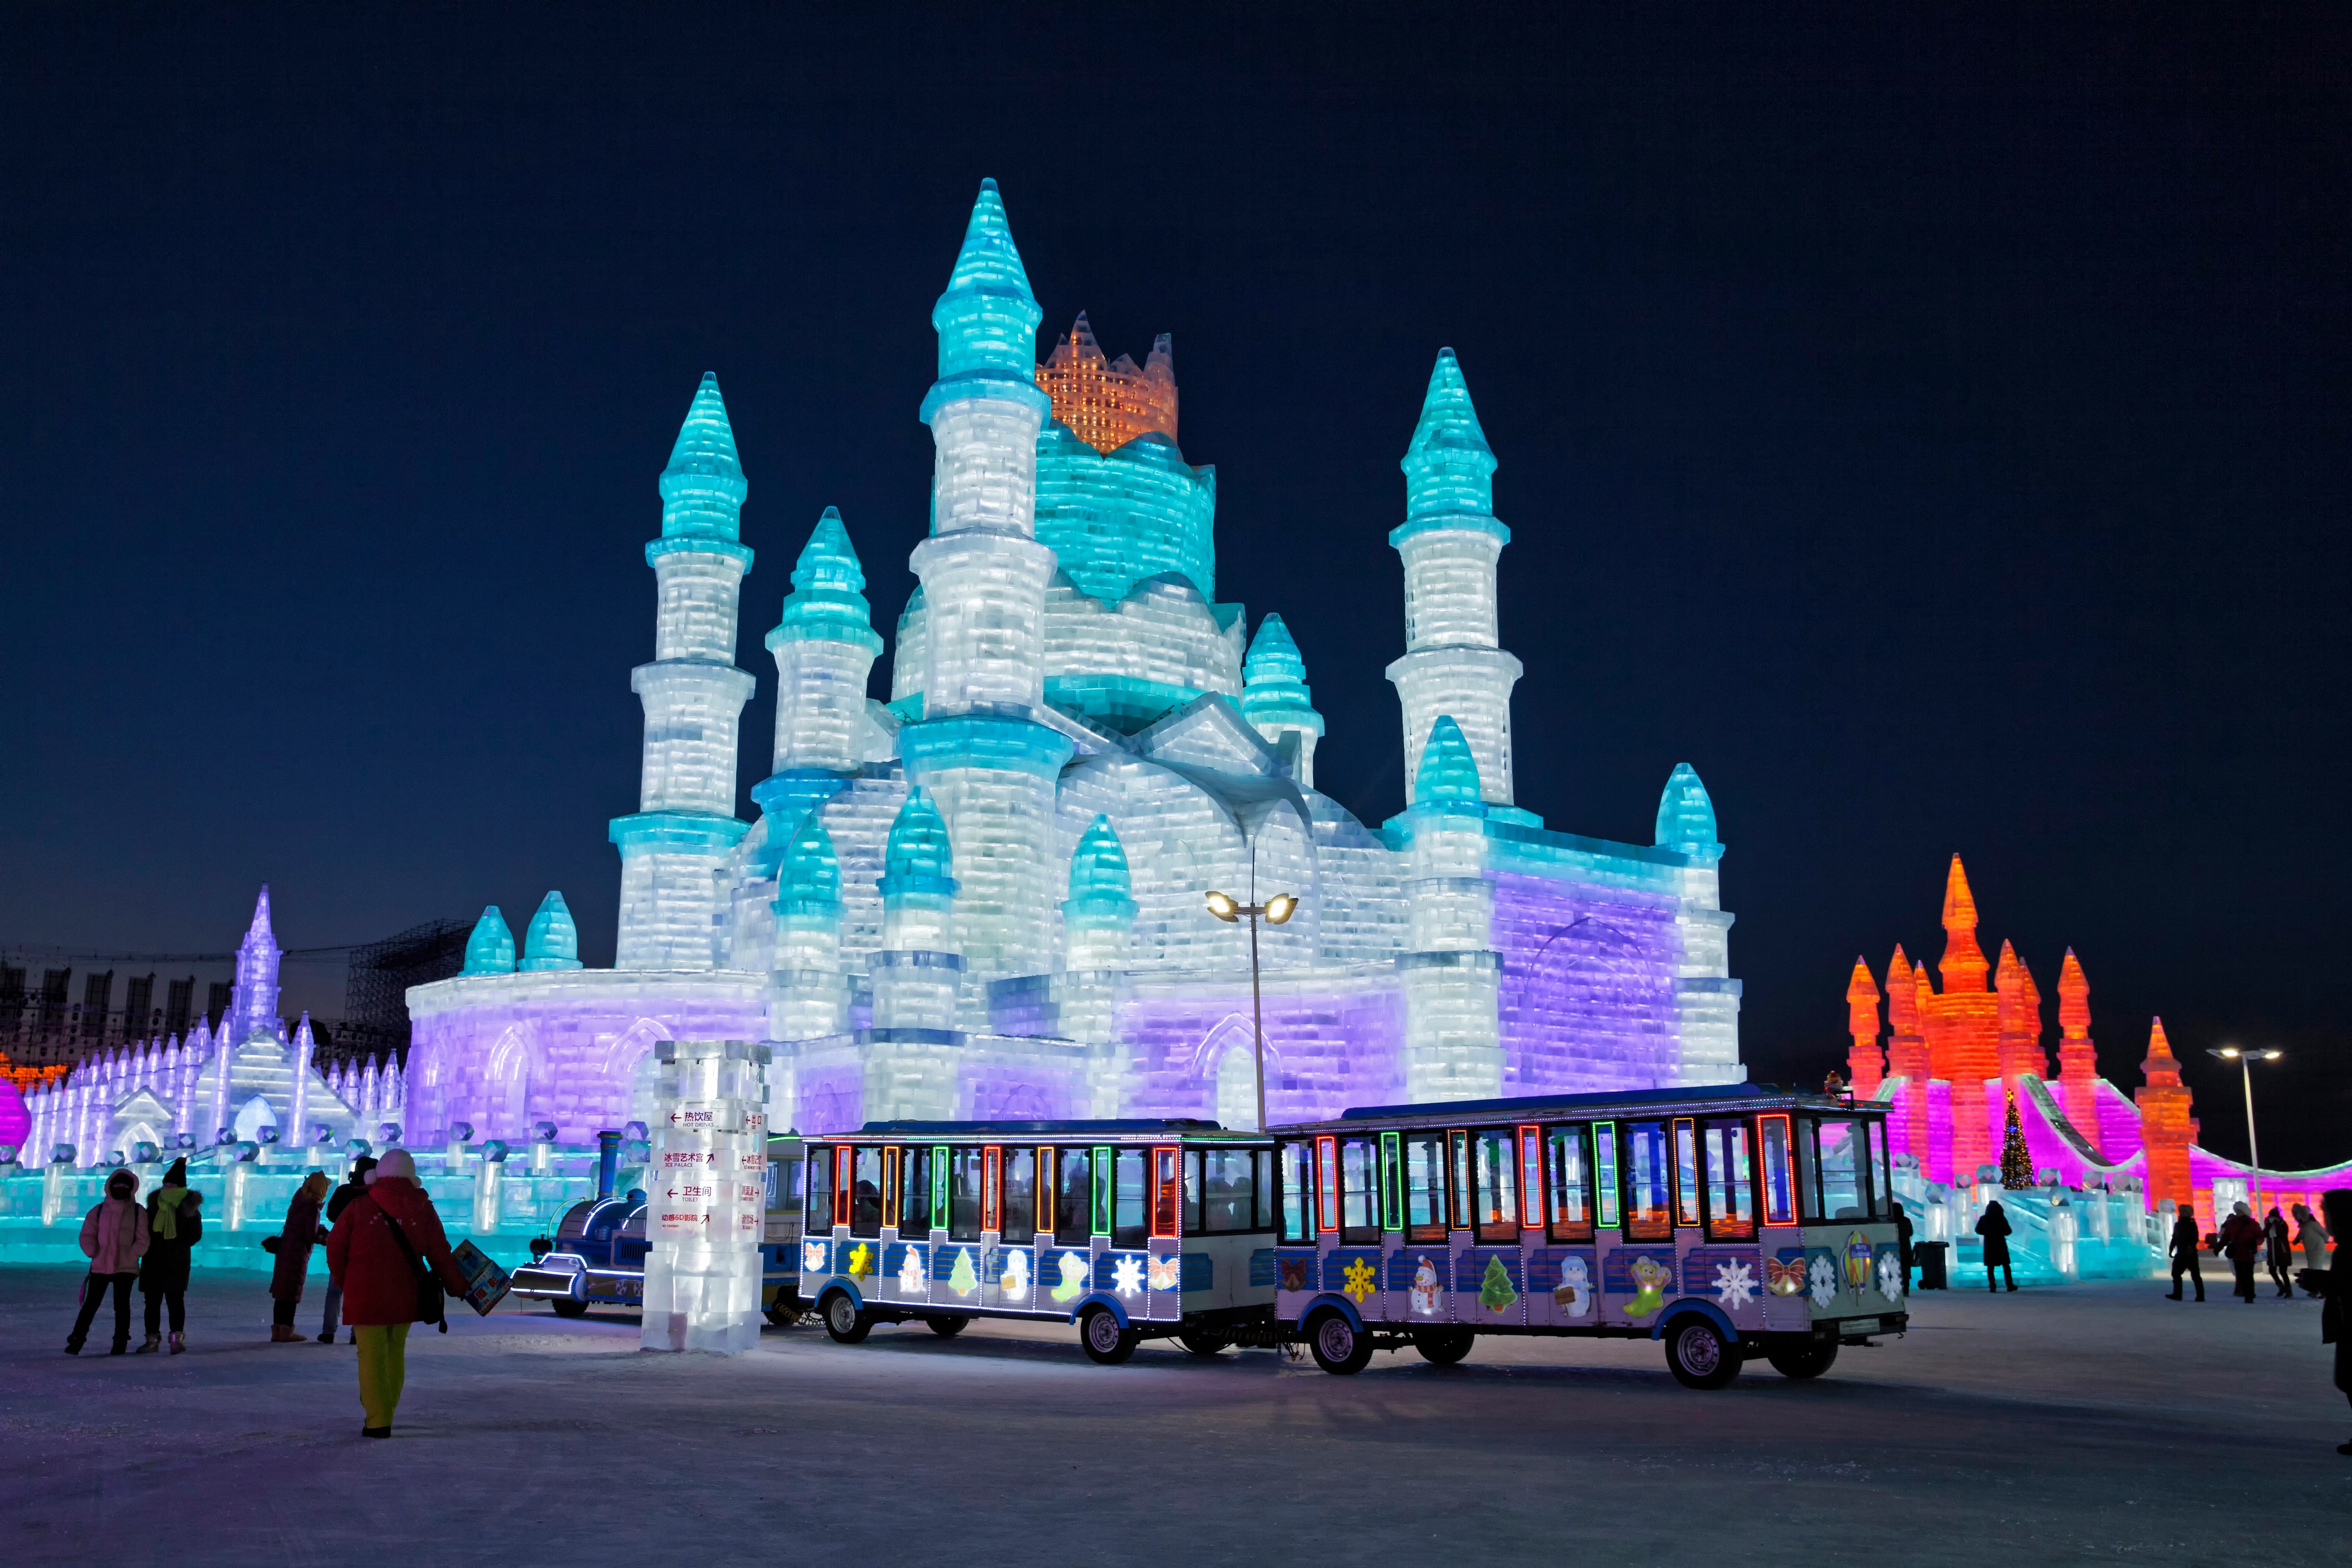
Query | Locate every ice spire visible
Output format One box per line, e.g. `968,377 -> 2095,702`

1389,349 -> 1520,805
658,372 -> 748,543
1413,716 -> 1482,804
2135,1016 -> 2198,1208
870,788 -> 963,1035
1064,815 -> 1138,931
520,892 -> 584,972
931,177 -> 1044,387
461,906 -> 516,976
289,1013 -> 314,1146
761,507 -> 883,793
769,812 -> 850,1042
1240,614 -> 1326,788
1845,958 -> 1884,1096
1994,942 -> 2047,1089
224,886 -> 283,1045
1937,854 -> 1988,990
1653,764 -> 1724,859
2055,949 -> 2102,1144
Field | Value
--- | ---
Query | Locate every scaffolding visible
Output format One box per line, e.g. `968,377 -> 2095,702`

337,917 -> 472,1064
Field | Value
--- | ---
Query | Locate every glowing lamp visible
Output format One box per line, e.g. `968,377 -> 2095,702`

1264,893 -> 1297,925
1205,891 -> 1240,923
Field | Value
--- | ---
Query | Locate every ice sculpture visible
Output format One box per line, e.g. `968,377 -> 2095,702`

1398,716 -> 1502,1100
1240,614 -> 1324,788
642,1038 -> 767,1355
871,788 -> 961,1033
611,372 -> 756,971
520,892 -> 583,971
1387,350 -> 1521,805
462,906 -> 516,976
769,813 -> 849,1043
1845,959 -> 1883,1095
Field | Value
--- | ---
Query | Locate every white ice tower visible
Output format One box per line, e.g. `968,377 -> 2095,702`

899,180 -> 1077,1006
1387,350 -> 1522,806
612,374 -> 757,970
1398,718 -> 1503,1101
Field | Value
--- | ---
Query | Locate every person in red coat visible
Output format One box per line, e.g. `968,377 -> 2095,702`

2215,1201 -> 2265,1304
324,1148 -> 468,1438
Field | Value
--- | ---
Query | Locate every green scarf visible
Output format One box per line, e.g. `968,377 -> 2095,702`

152,1186 -> 191,1241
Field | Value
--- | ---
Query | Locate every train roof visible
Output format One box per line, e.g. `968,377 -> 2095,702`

1321,1082 -> 1872,1125
851,1118 -> 1243,1138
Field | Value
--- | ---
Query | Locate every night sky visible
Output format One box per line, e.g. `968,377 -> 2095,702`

6,7 -> 2346,1164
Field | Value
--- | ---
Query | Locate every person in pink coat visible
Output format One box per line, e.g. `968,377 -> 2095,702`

67,1169 -> 151,1355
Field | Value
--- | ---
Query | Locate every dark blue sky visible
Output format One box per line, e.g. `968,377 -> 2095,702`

5,6 -> 2346,1163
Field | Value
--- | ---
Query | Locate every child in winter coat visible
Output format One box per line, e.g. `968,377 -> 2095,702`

137,1159 -> 203,1353
67,1169 -> 151,1355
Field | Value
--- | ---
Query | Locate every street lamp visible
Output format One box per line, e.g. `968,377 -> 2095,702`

2206,1046 -> 2283,1214
1205,887 -> 1296,1134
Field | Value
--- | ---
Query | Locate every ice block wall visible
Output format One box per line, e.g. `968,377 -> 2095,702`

642,1039 -> 767,1355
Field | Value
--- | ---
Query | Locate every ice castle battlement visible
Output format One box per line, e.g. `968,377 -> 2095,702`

405,178 -> 1747,1143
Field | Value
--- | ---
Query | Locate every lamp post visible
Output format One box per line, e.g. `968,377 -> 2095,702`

2206,1046 -> 2282,1214
1205,885 -> 1296,1134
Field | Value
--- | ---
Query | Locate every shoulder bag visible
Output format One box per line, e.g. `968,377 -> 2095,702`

375,1199 -> 449,1333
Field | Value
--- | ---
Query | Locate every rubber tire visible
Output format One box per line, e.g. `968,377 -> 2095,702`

1307,1310 -> 1375,1376
821,1291 -> 872,1345
926,1315 -> 969,1337
550,1297 -> 589,1319
1665,1317 -> 1741,1390
1177,1329 -> 1231,1357
1764,1340 -> 1839,1379
1413,1328 -> 1475,1366
1079,1305 -> 1138,1365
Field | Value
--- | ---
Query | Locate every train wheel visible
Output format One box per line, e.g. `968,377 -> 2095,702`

1765,1340 -> 1838,1379
821,1291 -> 872,1345
1307,1310 -> 1374,1376
1412,1328 -> 1474,1365
1177,1329 -> 1231,1357
550,1297 -> 588,1319
926,1315 -> 969,1337
1078,1305 -> 1138,1364
1665,1318 -> 1741,1390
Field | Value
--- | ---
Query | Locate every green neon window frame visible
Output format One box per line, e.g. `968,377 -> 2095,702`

1380,1131 -> 1404,1231
931,1145 -> 950,1232
1092,1145 -> 1113,1237
1593,1121 -> 1621,1230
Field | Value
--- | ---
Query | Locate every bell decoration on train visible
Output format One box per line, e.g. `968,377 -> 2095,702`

1150,1253 -> 1182,1293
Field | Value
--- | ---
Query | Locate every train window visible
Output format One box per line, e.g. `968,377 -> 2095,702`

1673,1119 -> 1702,1228
1113,1148 -> 1148,1248
898,1146 -> 933,1235
1254,1150 -> 1275,1230
1812,1119 -> 1865,1220
1152,1147 -> 1181,1238
983,1146 -> 1003,1234
1202,1148 -> 1253,1232
1278,1141 -> 1310,1242
850,1147 -> 884,1237
1315,1138 -> 1341,1233
948,1147 -> 984,1241
1866,1120 -> 1891,1218
1622,1122 -> 1670,1240
1448,1130 -> 1473,1231
1182,1150 -> 1203,1234
1053,1147 -> 1093,1245
1702,1121 -> 1756,1240
1592,1122 -> 1621,1229
1380,1132 -> 1404,1232
1340,1137 -> 1381,1244
1546,1124 -> 1594,1242
1757,1114 -> 1796,1226
1472,1130 -> 1518,1244
1404,1133 -> 1447,1242
806,1146 -> 834,1229
1001,1148 -> 1037,1244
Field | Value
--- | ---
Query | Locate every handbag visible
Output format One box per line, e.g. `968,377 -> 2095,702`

375,1200 -> 449,1333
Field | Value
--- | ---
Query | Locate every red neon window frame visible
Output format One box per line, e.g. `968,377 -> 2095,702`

834,1146 -> 854,1229
1757,1114 -> 1796,1226
1316,1136 -> 1341,1233
1152,1146 -> 1181,1238
982,1146 -> 1002,1233
1518,1125 -> 1544,1231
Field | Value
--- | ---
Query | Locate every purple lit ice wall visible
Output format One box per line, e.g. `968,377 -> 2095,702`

1491,872 -> 1685,1093
1114,978 -> 1405,1125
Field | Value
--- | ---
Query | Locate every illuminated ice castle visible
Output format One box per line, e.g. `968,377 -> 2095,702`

405,180 -> 1745,1141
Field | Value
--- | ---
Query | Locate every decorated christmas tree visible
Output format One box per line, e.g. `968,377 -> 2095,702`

1478,1254 -> 1517,1313
948,1247 -> 979,1297
1999,1089 -> 2034,1189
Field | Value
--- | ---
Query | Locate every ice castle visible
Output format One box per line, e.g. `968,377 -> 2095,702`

405,179 -> 1745,1142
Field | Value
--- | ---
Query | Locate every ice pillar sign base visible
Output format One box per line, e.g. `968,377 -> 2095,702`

642,1040 -> 768,1356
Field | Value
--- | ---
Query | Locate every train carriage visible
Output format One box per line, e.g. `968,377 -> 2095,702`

797,1120 -> 1280,1363
1271,1085 -> 1907,1386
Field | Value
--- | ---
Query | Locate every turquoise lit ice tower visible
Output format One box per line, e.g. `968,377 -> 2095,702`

610,373 -> 757,970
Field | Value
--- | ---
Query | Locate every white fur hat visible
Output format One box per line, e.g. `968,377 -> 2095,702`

367,1148 -> 416,1184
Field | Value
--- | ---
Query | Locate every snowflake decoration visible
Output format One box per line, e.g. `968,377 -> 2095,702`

845,1242 -> 874,1280
1807,1253 -> 1838,1310
1148,1253 -> 1181,1292
1342,1257 -> 1377,1303
897,1244 -> 927,1295
1712,1259 -> 1757,1309
1876,1251 -> 1904,1301
1111,1254 -> 1145,1297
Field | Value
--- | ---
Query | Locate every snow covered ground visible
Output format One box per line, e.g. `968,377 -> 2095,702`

0,1267 -> 2342,1563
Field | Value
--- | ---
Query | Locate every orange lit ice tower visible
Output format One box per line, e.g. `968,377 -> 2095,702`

2055,949 -> 2101,1147
902,180 -> 1076,1001
1882,946 -> 1930,1154
2134,1019 -> 2198,1209
1844,959 -> 1883,1095
1926,855 -> 1999,1182
611,374 -> 756,969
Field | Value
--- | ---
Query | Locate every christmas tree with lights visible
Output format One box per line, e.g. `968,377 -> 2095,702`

1999,1089 -> 2035,1189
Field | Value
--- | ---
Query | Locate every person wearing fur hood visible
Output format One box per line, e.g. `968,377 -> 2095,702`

67,1169 -> 151,1355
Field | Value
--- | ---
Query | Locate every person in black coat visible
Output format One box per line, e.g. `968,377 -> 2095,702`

137,1158 -> 203,1353
2167,1205 -> 2205,1301
315,1155 -> 376,1345
2264,1208 -> 2294,1298
2293,1187 -> 2351,1456
2215,1202 -> 2265,1304
1893,1200 -> 1916,1288
1975,1200 -> 2017,1292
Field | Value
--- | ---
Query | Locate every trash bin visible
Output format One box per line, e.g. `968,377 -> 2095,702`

1915,1240 -> 1949,1290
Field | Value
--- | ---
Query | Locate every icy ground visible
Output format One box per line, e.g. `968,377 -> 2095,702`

0,1266 -> 2342,1563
